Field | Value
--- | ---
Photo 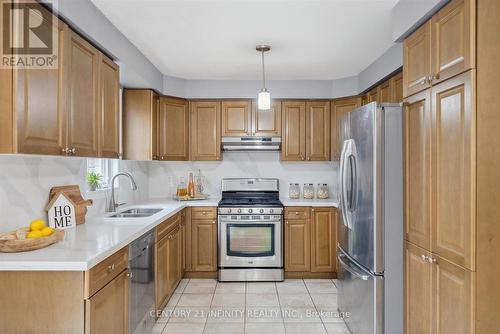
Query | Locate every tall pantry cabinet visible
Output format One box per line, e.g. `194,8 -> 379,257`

403,0 -> 500,333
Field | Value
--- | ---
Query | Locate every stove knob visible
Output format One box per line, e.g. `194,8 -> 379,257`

227,209 -> 232,213
260,209 -> 264,213
248,209 -> 253,213
237,209 -> 242,213
269,209 -> 274,214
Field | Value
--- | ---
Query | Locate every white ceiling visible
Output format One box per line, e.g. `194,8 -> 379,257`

91,0 -> 399,80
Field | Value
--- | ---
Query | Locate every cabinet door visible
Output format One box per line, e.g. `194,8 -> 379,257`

159,97 -> 189,161
13,9 -> 66,155
306,101 -> 330,161
431,72 -> 475,270
167,228 -> 180,294
311,208 -> 336,273
361,94 -> 368,106
378,80 -> 392,102
285,218 -> 310,272
192,219 -> 217,271
66,30 -> 99,157
252,101 -> 282,136
155,235 -> 169,310
85,269 -> 128,334
98,56 -> 119,158
281,101 -> 306,161
404,21 -> 432,98
368,88 -> 378,103
432,255 -> 475,334
222,101 -> 251,136
391,72 -> 404,103
180,211 -> 186,277
404,89 -> 432,250
190,101 -> 221,161
431,0 -> 474,85
404,241 -> 432,334
331,97 -> 361,161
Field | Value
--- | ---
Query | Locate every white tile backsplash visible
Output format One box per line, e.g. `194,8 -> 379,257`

0,152 -> 338,230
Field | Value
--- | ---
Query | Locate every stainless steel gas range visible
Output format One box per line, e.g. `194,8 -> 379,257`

218,178 -> 284,282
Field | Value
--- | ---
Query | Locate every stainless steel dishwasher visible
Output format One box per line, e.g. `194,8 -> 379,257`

129,230 -> 155,334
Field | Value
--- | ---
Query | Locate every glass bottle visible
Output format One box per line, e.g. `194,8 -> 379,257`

188,173 -> 195,198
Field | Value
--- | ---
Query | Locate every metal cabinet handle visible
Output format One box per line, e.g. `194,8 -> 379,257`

300,155 -> 305,161
295,212 -> 299,215
152,155 -> 158,160
428,257 -> 437,264
107,264 -> 115,273
286,221 -> 289,225
420,255 -> 428,262
61,148 -> 68,154
307,156 -> 310,161
70,148 -> 76,155
212,221 -> 216,224
126,271 -> 133,279
420,77 -> 428,85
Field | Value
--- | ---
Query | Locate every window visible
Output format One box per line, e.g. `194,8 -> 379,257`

86,158 -> 119,190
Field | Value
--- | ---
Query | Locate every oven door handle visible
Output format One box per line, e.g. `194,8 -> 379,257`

219,220 -> 282,224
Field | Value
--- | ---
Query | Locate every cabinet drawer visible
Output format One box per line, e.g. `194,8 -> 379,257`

285,207 -> 310,220
85,247 -> 128,298
157,213 -> 181,241
191,207 -> 217,220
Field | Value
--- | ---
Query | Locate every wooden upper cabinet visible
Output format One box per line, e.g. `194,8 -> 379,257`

404,21 -> 432,98
311,208 -> 336,273
158,97 -> 189,161
285,207 -> 310,272
222,101 -> 251,136
431,0 -> 475,85
404,89 -> 432,250
378,80 -> 392,102
190,101 -> 221,161
85,270 -> 128,334
368,88 -> 378,103
306,101 -> 330,161
123,89 -> 159,160
98,56 -> 119,158
431,72 -> 475,270
391,72 -> 404,103
252,101 -> 282,137
191,218 -> 217,272
404,241 -> 432,334
281,101 -> 306,161
10,8 -> 67,155
331,97 -> 361,161
361,94 -> 368,106
432,255 -> 475,334
66,30 -> 99,157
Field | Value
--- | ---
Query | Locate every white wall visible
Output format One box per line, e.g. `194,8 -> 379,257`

392,0 -> 449,42
358,43 -> 403,92
148,152 -> 338,201
0,155 -> 150,231
47,0 -> 163,91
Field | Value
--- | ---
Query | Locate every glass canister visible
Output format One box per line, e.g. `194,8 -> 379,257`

176,177 -> 188,197
317,183 -> 329,199
289,183 -> 300,199
303,183 -> 315,199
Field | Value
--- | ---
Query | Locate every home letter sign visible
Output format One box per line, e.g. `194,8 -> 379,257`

47,194 -> 76,230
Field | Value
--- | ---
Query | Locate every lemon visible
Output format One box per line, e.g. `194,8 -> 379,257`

40,227 -> 54,237
30,219 -> 46,231
27,230 -> 43,239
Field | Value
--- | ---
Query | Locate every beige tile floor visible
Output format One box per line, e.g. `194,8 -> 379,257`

152,278 -> 350,334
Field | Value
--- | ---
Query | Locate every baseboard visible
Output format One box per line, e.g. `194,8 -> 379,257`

285,271 -> 337,279
183,271 -> 218,279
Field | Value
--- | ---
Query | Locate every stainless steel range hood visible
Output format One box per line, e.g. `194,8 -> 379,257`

222,137 -> 281,151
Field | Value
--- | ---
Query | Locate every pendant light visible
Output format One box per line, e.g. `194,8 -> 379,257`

256,45 -> 271,110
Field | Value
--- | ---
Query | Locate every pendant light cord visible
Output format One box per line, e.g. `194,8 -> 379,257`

261,51 -> 267,90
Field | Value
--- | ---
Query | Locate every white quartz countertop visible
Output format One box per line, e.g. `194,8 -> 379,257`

0,196 -> 338,272
0,198 -> 220,272
280,198 -> 339,207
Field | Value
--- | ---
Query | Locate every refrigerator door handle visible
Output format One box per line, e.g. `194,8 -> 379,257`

348,149 -> 358,213
338,253 -> 369,281
339,140 -> 350,228
341,139 -> 356,229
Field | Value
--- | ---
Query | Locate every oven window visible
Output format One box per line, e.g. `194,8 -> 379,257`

226,224 -> 275,257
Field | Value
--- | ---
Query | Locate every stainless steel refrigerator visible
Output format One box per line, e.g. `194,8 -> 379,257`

337,102 -> 403,334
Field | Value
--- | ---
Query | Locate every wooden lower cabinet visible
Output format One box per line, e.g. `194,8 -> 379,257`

404,241 -> 475,334
85,269 -> 128,334
311,208 -> 336,272
191,218 -> 217,272
285,207 -> 337,275
404,241 -> 432,334
155,219 -> 182,311
285,211 -> 310,272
